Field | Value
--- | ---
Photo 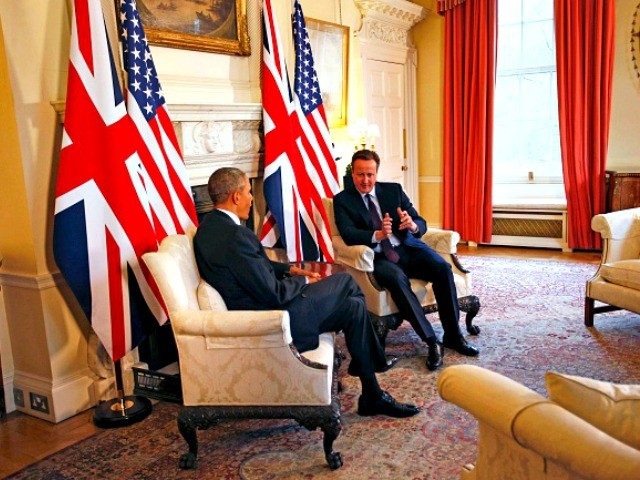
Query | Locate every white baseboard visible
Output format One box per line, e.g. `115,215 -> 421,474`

13,369 -> 95,423
3,371 -> 15,413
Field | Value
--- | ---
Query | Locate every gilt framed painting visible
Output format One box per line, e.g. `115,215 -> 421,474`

136,0 -> 250,55
306,18 -> 349,128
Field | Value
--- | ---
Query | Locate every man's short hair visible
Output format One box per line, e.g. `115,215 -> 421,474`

207,167 -> 246,205
351,149 -> 380,169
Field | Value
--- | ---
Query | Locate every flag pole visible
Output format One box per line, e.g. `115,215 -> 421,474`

93,359 -> 152,428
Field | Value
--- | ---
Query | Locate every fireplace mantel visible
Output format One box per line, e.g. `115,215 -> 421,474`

51,101 -> 264,187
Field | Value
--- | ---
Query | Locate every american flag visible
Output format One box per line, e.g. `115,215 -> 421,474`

53,0 -> 197,362
259,0 -> 339,262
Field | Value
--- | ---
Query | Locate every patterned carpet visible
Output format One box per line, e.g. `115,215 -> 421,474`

9,255 -> 640,480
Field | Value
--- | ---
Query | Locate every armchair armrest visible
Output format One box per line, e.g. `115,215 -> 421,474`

332,236 -> 374,272
170,309 -> 292,348
591,208 -> 640,240
438,365 -> 640,480
422,228 -> 460,255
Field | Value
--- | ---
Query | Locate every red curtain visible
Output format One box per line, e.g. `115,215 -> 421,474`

555,0 -> 615,250
442,0 -> 497,243
437,0 -> 467,15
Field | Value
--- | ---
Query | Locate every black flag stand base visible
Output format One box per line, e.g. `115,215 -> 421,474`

93,359 -> 153,428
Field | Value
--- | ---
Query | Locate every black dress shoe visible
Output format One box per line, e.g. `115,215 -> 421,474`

442,337 -> 479,356
379,356 -> 399,372
426,343 -> 443,371
357,391 -> 420,418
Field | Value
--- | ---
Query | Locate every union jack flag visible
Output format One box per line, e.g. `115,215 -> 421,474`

259,0 -> 339,262
53,0 -> 197,362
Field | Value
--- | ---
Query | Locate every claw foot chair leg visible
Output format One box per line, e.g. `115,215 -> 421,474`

321,417 -> 343,470
177,412 -> 199,470
459,295 -> 481,335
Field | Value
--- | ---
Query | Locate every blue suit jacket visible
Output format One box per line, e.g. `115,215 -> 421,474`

193,210 -> 321,351
333,182 -> 427,249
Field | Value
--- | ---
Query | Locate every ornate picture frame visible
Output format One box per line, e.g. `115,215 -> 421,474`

137,0 -> 250,56
306,18 -> 349,128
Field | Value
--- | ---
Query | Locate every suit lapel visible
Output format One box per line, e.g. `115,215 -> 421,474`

375,184 -> 392,219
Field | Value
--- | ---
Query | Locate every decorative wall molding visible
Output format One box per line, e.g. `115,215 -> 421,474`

419,175 -> 444,183
354,0 -> 426,30
0,271 -> 64,290
366,20 -> 408,45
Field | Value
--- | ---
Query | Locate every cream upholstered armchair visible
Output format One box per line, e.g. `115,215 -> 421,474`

438,365 -> 640,480
323,197 -> 480,343
585,207 -> 640,326
142,231 -> 343,470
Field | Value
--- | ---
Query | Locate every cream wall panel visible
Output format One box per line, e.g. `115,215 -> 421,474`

419,180 -> 442,228
608,0 -> 640,171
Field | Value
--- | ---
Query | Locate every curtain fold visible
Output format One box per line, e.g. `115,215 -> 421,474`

442,0 -> 496,244
554,0 -> 615,250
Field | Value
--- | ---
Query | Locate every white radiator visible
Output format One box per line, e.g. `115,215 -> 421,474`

489,207 -> 570,251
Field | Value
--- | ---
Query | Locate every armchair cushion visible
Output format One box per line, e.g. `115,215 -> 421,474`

422,228 -> 461,255
600,260 -> 640,291
546,371 -> 640,450
197,280 -> 228,311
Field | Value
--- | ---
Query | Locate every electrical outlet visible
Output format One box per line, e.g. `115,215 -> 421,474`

13,388 -> 25,408
30,392 -> 49,414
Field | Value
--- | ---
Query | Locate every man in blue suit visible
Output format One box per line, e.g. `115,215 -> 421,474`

333,150 -> 479,371
193,167 -> 419,418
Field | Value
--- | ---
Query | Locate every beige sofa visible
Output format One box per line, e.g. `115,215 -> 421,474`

438,365 -> 640,480
585,207 -> 640,326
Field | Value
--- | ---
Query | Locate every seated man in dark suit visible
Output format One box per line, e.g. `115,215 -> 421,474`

193,167 -> 419,418
333,149 -> 479,371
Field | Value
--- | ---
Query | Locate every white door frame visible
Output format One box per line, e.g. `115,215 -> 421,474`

354,0 -> 425,203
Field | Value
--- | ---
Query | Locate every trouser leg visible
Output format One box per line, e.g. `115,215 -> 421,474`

402,245 -> 462,340
373,256 -> 436,342
306,273 -> 387,376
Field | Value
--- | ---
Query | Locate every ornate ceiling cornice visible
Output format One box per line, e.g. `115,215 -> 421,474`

354,0 -> 426,29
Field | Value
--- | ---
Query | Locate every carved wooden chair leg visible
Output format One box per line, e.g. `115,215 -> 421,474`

177,409 -> 200,469
584,297 -> 595,327
320,415 -> 343,469
369,313 -> 391,347
459,295 -> 481,335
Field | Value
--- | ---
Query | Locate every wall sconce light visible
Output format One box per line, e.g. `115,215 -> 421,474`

348,119 -> 381,151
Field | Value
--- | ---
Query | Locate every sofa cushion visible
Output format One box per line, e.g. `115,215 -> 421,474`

600,260 -> 640,290
196,280 -> 228,311
546,371 -> 640,450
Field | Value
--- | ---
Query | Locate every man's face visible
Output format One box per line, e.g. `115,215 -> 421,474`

236,176 -> 253,220
351,158 -> 378,194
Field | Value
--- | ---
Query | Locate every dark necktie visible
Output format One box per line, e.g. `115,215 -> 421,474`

365,194 -> 399,263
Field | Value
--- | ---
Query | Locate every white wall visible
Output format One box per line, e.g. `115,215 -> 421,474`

608,0 -> 640,171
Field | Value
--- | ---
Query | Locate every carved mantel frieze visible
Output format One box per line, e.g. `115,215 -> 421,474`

354,0 -> 426,47
169,103 -> 263,186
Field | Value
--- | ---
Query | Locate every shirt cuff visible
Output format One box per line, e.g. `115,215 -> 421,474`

371,232 -> 380,244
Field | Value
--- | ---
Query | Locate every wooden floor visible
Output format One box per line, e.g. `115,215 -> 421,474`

0,244 -> 601,477
0,408 -> 98,477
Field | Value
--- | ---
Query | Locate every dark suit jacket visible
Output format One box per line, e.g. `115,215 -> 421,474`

333,182 -> 427,249
193,209 -> 320,351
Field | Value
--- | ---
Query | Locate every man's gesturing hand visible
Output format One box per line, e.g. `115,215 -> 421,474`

397,207 -> 418,233
375,213 -> 393,241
